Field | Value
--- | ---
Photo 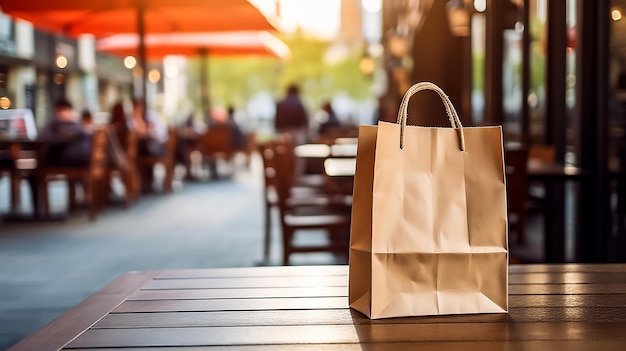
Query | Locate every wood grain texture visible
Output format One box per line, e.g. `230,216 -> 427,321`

10,264 -> 626,351
67,323 -> 626,348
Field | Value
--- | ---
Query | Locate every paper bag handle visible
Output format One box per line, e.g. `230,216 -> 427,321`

396,82 -> 466,151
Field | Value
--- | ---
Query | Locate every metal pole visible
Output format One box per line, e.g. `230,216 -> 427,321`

137,5 -> 147,116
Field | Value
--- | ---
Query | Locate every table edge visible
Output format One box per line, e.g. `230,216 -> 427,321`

7,270 -> 158,351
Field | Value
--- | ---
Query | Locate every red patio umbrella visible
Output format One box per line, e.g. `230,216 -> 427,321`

0,0 -> 276,101
96,31 -> 290,114
0,0 -> 274,37
96,31 -> 290,59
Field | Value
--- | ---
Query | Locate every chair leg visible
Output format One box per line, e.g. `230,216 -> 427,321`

68,180 -> 77,210
125,166 -> 140,204
41,180 -> 49,218
281,226 -> 294,265
86,178 -> 100,221
163,162 -> 174,193
263,200 -> 271,262
10,171 -> 21,211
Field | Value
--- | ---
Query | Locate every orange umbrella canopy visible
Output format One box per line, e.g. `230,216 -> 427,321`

0,0 -> 276,101
96,31 -> 290,60
0,0 -> 275,37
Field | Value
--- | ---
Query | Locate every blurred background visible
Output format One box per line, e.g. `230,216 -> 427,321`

1,0 -> 626,348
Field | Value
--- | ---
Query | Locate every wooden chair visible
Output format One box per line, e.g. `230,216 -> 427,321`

39,128 -> 109,221
505,148 -> 529,245
259,141 -> 343,263
275,133 -> 327,189
107,129 -> 140,206
197,125 -> 235,178
137,129 -> 178,193
272,140 -> 351,265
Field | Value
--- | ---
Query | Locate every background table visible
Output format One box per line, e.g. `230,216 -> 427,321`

10,264 -> 626,350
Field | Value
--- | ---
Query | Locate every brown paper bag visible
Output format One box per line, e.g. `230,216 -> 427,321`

349,82 -> 508,319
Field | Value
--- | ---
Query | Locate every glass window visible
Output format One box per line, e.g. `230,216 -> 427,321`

528,0 -> 548,144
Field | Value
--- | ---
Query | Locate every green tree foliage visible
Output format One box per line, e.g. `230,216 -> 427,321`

186,30 -> 374,115
187,55 -> 279,111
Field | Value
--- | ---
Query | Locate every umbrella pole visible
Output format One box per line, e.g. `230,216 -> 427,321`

199,48 -> 211,125
137,5 -> 148,117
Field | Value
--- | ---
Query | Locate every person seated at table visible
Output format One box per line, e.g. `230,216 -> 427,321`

131,99 -> 168,157
317,101 -> 341,136
81,108 -> 94,133
129,99 -> 170,192
226,106 -> 246,151
39,98 -> 93,167
41,99 -> 128,170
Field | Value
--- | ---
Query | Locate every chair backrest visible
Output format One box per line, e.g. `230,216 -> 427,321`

90,128 -> 109,178
259,142 -> 278,198
529,145 -> 555,162
505,148 -> 529,213
271,140 -> 297,212
199,125 -> 233,155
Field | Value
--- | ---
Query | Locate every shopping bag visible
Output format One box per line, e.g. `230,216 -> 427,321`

349,82 -> 508,319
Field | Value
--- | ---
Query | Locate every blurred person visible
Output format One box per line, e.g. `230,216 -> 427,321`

317,101 -> 341,136
109,102 -> 130,140
39,98 -> 92,167
132,99 -> 168,157
81,109 -> 94,132
227,105 -> 246,150
131,99 -> 171,192
274,83 -> 309,145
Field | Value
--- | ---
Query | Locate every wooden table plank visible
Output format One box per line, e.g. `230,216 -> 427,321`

129,286 -> 348,300
112,294 -> 626,314
142,271 -> 626,290
66,323 -> 626,348
508,272 -> 626,284
127,282 -> 626,301
508,263 -> 626,273
153,265 -> 348,279
142,275 -> 348,290
95,306 -> 626,329
113,296 -> 348,313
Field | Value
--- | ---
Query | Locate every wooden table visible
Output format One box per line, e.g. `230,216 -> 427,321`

10,264 -> 626,350
527,159 -> 587,180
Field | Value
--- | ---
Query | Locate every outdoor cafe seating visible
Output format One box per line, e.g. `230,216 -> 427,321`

260,133 -> 352,265
38,128 -> 110,221
181,125 -> 256,181
137,128 -> 178,193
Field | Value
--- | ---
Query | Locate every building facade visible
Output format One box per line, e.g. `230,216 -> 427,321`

0,11 -> 132,125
